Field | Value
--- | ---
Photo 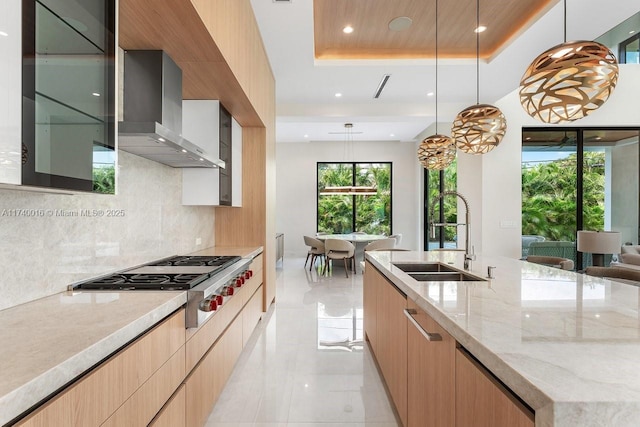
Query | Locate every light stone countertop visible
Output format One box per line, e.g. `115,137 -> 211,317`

366,250 -> 640,427
0,291 -> 186,426
0,246 -> 261,426
189,245 -> 263,259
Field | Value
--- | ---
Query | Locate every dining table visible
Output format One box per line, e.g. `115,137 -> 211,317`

316,233 -> 389,273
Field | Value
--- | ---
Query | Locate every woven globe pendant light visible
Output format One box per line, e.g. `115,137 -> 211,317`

519,40 -> 618,124
417,0 -> 456,170
452,0 -> 506,155
452,104 -> 506,154
418,134 -> 456,169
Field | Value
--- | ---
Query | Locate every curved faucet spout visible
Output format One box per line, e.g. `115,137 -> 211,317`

429,191 -> 475,269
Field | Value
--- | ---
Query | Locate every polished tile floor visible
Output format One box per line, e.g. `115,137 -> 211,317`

205,257 -> 399,427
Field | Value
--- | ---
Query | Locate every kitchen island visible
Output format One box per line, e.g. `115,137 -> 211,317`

365,250 -> 640,427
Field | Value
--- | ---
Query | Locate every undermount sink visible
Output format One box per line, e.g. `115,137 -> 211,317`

407,272 -> 486,282
392,262 -> 459,273
392,262 -> 487,282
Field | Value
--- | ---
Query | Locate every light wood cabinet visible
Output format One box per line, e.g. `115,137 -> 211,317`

363,261 -> 379,352
185,314 -> 243,427
455,348 -> 534,427
367,264 -> 408,426
150,385 -> 186,427
406,299 -> 455,427
16,309 -> 185,427
242,284 -> 263,346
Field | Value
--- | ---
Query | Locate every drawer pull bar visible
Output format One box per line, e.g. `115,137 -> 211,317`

404,308 -> 442,342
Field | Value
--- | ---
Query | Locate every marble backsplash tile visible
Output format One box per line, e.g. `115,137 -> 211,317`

0,151 -> 216,311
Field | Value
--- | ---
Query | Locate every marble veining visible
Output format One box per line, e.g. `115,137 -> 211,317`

0,290 -> 186,426
0,150 -> 216,311
366,250 -> 640,427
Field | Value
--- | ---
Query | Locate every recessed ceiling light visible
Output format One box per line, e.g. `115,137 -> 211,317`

158,137 -> 166,142
525,137 -> 531,140
388,16 -> 412,32
630,30 -> 636,34
335,93 -> 342,98
92,92 -> 101,97
199,158 -> 204,161
390,133 -> 395,137
304,134 -> 309,138
474,26 -> 487,33
594,136 -> 602,140
181,149 -> 187,153
427,92 -> 434,97
0,31 -> 8,37
343,26 -> 354,34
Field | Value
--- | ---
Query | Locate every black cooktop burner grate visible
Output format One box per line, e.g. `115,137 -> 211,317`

75,255 -> 242,290
148,255 -> 241,267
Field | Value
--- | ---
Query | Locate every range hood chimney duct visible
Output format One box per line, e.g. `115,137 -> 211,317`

118,50 -> 224,168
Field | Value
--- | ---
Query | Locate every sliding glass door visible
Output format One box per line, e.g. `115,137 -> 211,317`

522,127 -> 640,268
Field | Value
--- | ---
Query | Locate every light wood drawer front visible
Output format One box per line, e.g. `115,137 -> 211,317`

186,293 -> 243,372
242,284 -> 263,346
16,309 -> 185,427
101,345 -> 186,427
149,384 -> 186,427
185,315 -> 243,427
456,349 -> 534,427
240,268 -> 262,306
251,254 -> 263,274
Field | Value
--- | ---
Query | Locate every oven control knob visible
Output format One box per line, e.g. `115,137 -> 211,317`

199,299 -> 211,312
215,294 -> 223,305
208,299 -> 218,311
244,271 -> 251,280
227,286 -> 235,295
236,277 -> 244,287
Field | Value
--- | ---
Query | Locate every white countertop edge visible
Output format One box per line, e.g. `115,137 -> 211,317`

365,253 -> 554,413
0,292 -> 187,426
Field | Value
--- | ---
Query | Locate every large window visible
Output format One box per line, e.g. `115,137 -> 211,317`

522,128 -> 640,268
619,32 -> 640,64
317,162 -> 392,235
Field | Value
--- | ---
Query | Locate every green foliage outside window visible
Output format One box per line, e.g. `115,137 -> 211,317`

93,165 -> 115,194
427,159 -> 458,242
317,163 -> 391,235
522,152 -> 605,241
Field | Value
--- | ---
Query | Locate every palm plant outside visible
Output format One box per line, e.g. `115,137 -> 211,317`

522,152 -> 605,241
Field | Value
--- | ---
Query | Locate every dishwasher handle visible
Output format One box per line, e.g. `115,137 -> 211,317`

404,308 -> 442,342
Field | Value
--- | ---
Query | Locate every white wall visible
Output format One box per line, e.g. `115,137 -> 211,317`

0,150 -> 216,311
467,64 -> 640,259
276,140 -> 421,257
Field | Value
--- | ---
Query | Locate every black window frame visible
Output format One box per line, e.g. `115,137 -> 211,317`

316,161 -> 393,235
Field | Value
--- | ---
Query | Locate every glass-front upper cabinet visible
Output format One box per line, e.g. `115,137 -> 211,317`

22,0 -> 115,193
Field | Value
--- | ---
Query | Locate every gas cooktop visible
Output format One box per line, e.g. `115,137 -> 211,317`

75,255 -> 241,291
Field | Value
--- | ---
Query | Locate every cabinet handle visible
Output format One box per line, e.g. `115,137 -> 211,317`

404,308 -> 442,342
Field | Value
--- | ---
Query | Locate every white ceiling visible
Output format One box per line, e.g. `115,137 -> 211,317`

250,0 -> 640,144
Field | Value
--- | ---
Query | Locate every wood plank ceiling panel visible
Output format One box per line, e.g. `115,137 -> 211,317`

314,0 -> 557,60
119,0 -> 264,127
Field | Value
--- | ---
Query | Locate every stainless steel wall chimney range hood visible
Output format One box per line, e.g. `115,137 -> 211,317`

118,50 -> 224,168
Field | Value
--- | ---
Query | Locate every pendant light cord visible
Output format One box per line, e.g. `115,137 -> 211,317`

476,0 -> 480,105
563,0 -> 567,42
435,0 -> 439,134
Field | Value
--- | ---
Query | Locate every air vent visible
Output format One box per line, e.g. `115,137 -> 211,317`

373,74 -> 391,99
273,0 -> 292,3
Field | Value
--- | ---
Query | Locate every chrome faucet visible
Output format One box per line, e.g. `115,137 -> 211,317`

429,191 -> 475,270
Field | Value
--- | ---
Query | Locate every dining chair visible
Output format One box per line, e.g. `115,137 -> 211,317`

526,255 -> 574,271
324,239 -> 356,277
303,236 -> 325,271
389,233 -> 402,246
363,238 -> 397,252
